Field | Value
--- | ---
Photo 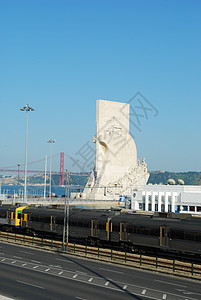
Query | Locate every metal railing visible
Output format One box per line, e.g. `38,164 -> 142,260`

0,231 -> 201,280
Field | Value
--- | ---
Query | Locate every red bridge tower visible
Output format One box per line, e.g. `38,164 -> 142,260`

59,152 -> 64,186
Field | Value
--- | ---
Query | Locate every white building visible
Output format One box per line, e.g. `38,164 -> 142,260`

131,185 -> 201,214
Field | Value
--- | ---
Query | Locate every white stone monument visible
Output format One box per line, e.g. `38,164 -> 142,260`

81,99 -> 149,200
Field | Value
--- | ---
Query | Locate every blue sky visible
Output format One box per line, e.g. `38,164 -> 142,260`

0,0 -> 201,173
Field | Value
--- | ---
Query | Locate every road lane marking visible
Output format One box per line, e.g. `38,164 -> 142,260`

55,258 -> 74,263
17,280 -> 45,289
11,260 -> 16,264
19,251 -> 34,255
1,259 -> 5,261
105,281 -> 109,286
45,268 -> 50,272
58,271 -> 63,275
88,278 -> 93,282
142,289 -> 147,295
73,274 -> 78,278
76,297 -> 87,300
31,260 -> 41,264
21,263 -> 27,266
162,294 -> 167,299
13,256 -> 22,259
33,266 -> 39,269
49,264 -> 61,268
99,267 -> 123,274
155,279 -> 187,288
123,285 -> 127,290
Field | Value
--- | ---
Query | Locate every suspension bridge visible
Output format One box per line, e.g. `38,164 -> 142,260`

0,152 -> 91,181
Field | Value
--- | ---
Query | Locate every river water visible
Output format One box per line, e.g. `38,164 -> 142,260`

0,185 -> 82,198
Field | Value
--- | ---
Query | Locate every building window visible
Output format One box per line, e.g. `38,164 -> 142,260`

168,205 -> 172,212
148,203 -> 152,211
155,204 -> 158,211
139,203 -> 143,210
182,206 -> 188,211
196,206 -> 201,212
161,204 -> 165,212
189,206 -> 195,212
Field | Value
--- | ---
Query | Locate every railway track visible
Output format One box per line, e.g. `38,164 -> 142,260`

0,231 -> 201,280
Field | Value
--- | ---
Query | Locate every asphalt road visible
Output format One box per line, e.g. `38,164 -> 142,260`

0,242 -> 201,300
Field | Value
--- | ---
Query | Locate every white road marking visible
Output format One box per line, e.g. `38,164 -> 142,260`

45,268 -> 50,272
76,297 -> 87,300
55,258 -> 74,263
162,294 -> 167,299
123,285 -> 127,290
105,281 -> 109,286
0,295 -> 14,299
19,251 -> 34,255
21,263 -> 27,266
1,258 -> 5,261
17,280 -> 45,289
13,256 -> 22,259
155,279 -> 187,288
88,278 -> 93,282
142,289 -> 147,295
99,267 -> 123,274
49,264 -> 61,268
76,271 -> 87,275
33,266 -> 39,269
58,271 -> 63,275
73,274 -> 78,278
31,260 -> 41,264
11,260 -> 16,264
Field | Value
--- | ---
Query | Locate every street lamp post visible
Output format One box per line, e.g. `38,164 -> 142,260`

20,104 -> 34,202
47,138 -> 55,201
17,164 -> 20,198
63,169 -> 70,250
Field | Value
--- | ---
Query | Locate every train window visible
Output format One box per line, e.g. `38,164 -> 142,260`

13,213 -> 15,219
43,217 -> 50,223
0,211 -> 6,218
70,220 -> 77,227
56,218 -> 64,225
195,232 -> 201,242
170,229 -> 185,240
18,213 -> 21,219
97,223 -> 106,230
112,224 -> 120,232
197,206 -> 201,212
83,221 -> 90,228
149,227 -> 160,236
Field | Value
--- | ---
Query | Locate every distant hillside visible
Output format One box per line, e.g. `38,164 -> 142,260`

148,171 -> 201,185
1,171 -> 201,186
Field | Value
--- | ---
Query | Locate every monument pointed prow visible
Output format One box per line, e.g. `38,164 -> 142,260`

79,99 -> 149,201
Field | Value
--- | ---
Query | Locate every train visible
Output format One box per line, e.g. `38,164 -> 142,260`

0,204 -> 201,256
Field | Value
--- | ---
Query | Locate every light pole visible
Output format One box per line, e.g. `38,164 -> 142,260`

20,104 -> 34,202
63,169 -> 70,250
17,164 -> 20,198
47,138 -> 55,201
